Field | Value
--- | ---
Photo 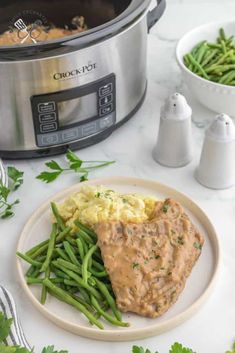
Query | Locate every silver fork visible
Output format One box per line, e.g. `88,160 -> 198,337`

0,159 -> 8,187
14,18 -> 37,43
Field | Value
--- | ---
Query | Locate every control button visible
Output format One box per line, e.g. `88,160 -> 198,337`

41,134 -> 59,146
99,94 -> 113,107
40,122 -> 57,133
39,112 -> 57,123
38,102 -> 55,113
99,115 -> 114,129
99,103 -> 113,116
82,123 -> 97,137
62,129 -> 79,142
99,83 -> 113,97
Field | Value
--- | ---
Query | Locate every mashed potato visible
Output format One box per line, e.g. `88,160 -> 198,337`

57,185 -> 157,230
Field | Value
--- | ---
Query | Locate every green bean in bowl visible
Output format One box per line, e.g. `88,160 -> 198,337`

176,21 -> 235,116
183,28 -> 235,86
17,202 -> 129,330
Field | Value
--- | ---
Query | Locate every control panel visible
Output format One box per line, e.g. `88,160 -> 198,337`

31,74 -> 116,147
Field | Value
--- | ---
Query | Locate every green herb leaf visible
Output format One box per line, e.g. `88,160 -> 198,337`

7,166 -> 24,190
80,173 -> 88,182
225,342 -> 235,353
0,345 -> 17,353
37,150 -> 114,184
45,161 -> 63,171
15,348 -> 32,353
170,342 -> 196,353
132,347 -> 158,353
0,311 -> 68,353
178,236 -> 184,245
41,346 -> 68,353
193,242 -> 202,250
132,262 -> 140,269
1,209 -> 14,219
66,150 -> 83,170
36,171 -> 62,184
0,312 -> 13,342
42,346 -> 56,353
0,185 -> 11,200
0,166 -> 23,219
132,347 -> 146,353
163,204 -> 171,213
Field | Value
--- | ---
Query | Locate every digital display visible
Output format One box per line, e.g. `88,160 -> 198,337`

31,73 -> 116,148
58,93 -> 97,127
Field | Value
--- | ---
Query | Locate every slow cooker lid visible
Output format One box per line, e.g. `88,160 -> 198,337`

0,0 -> 151,60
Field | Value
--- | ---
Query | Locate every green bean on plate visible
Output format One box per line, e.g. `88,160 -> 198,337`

17,202 -> 129,330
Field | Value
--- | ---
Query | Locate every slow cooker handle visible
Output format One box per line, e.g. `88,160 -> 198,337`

147,0 -> 166,32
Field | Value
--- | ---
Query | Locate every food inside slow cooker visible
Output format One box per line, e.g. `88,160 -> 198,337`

0,16 -> 87,46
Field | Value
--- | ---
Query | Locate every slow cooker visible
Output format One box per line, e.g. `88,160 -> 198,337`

0,0 -> 166,159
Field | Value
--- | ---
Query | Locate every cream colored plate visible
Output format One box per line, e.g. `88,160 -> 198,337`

16,177 -> 220,341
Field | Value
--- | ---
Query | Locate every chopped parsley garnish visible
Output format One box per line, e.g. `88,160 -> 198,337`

152,240 -> 159,246
163,204 -> 171,213
94,191 -> 113,200
132,262 -> 140,269
193,242 -> 202,250
178,236 -> 184,245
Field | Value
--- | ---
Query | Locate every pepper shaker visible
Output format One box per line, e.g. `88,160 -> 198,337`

196,113 -> 235,189
153,93 -> 193,167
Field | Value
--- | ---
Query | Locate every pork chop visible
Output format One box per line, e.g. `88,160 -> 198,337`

95,198 -> 204,318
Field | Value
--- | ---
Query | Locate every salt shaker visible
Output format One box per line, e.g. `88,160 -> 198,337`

153,93 -> 193,167
196,113 -> 235,189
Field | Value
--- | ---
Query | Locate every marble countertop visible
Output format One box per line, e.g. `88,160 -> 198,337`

1,0 -> 235,352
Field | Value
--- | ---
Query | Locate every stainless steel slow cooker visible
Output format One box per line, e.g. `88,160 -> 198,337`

0,0 -> 166,159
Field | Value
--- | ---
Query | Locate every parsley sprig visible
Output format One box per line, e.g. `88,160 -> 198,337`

0,312 -> 67,353
0,312 -> 13,342
1,310 -> 234,353
37,150 -> 115,183
133,342 -> 235,353
226,342 -> 235,353
133,343 -> 196,353
0,166 -> 24,219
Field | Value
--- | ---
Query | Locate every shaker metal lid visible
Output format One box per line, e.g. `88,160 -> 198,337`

0,159 -> 8,187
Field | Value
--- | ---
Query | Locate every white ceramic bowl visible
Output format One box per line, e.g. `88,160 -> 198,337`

176,21 -> 235,117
